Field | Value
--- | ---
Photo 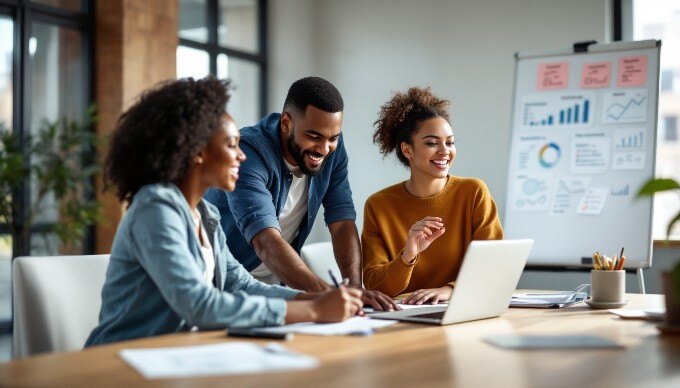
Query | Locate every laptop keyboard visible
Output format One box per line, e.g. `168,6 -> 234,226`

411,311 -> 446,320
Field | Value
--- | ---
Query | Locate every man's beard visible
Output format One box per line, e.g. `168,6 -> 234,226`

286,129 -> 330,176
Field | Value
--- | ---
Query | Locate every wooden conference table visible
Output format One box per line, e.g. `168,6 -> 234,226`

1,293 -> 678,387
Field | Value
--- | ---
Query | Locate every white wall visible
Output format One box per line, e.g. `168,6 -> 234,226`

268,0 -> 680,293
270,0 -> 611,242
268,0 -> 316,112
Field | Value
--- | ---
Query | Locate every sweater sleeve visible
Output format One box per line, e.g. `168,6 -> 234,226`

471,180 -> 504,241
361,198 -> 418,297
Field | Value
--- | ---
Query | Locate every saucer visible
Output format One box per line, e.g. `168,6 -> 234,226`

657,323 -> 680,335
585,299 -> 628,309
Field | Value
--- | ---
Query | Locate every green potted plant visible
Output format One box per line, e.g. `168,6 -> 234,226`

0,107 -> 100,255
637,178 -> 680,327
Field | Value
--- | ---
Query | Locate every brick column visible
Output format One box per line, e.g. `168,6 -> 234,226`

95,0 -> 178,254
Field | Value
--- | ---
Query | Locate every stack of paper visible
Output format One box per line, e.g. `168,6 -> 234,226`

120,342 -> 318,379
510,292 -> 587,308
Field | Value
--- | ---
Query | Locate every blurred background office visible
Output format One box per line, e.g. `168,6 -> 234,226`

1,0 -> 679,360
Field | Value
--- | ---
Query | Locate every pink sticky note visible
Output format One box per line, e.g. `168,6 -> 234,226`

537,62 -> 569,90
617,56 -> 648,87
580,62 -> 611,88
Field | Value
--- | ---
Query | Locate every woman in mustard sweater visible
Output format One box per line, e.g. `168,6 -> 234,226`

362,87 -> 503,304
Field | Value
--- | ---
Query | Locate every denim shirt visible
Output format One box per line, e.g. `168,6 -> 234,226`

204,113 -> 356,272
85,183 -> 300,347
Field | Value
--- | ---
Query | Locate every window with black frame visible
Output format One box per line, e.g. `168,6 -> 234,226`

622,0 -> 680,240
0,0 -> 93,334
177,0 -> 267,127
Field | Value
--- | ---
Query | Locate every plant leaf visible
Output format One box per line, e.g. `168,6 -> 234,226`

667,211 -> 680,240
636,178 -> 680,197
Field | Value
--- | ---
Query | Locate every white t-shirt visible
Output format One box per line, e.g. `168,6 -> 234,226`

250,159 -> 309,284
278,159 -> 309,244
191,209 -> 215,285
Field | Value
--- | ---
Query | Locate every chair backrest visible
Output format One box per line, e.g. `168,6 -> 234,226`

12,254 -> 110,358
300,241 -> 340,285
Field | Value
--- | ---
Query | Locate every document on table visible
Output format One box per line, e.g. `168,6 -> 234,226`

119,342 -> 318,379
510,292 -> 587,308
254,317 -> 397,336
484,335 -> 625,349
609,308 -> 665,320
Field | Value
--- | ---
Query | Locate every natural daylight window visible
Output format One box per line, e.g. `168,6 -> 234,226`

631,0 -> 680,239
177,0 -> 266,127
0,0 -> 93,334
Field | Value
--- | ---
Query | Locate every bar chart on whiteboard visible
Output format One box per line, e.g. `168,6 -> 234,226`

522,93 -> 594,128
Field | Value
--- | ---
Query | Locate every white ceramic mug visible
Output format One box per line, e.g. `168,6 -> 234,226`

591,270 -> 625,303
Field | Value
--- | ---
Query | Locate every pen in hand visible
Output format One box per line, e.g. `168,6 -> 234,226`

328,270 -> 364,317
328,270 -> 341,288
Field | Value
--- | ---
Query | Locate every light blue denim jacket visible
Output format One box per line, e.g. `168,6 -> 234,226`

85,183 -> 300,346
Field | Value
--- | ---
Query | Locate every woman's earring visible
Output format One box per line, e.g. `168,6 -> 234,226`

195,156 -> 203,164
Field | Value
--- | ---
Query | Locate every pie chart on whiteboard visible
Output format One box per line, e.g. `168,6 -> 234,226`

539,142 -> 561,168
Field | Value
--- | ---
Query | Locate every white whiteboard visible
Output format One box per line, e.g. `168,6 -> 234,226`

504,40 -> 660,269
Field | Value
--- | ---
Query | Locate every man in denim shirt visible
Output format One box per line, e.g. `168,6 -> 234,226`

205,77 -> 396,311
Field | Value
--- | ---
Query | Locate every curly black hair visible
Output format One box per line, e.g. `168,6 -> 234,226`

282,76 -> 344,117
373,87 -> 450,167
105,76 -> 232,203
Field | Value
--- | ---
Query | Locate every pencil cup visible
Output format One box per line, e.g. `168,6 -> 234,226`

590,270 -> 625,303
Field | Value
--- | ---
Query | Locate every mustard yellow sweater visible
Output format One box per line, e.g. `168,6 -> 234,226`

362,176 -> 503,297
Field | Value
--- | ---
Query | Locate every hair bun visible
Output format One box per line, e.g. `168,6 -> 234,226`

373,87 -> 450,167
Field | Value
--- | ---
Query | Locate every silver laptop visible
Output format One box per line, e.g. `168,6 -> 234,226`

370,239 -> 533,325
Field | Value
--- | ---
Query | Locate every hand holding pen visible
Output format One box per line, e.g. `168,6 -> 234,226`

309,271 -> 363,322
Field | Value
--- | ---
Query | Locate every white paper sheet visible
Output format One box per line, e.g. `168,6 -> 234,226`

608,308 -> 665,320
254,317 -> 397,336
576,187 -> 608,215
570,134 -> 610,174
119,342 -> 318,379
612,151 -> 646,170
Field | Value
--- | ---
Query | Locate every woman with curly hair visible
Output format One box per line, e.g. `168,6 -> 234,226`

362,87 -> 503,304
86,77 -> 362,346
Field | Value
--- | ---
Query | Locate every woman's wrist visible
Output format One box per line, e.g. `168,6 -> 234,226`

285,300 -> 318,324
401,249 -> 416,264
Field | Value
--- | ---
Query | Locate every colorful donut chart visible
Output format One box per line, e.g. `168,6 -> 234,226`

539,142 -> 561,168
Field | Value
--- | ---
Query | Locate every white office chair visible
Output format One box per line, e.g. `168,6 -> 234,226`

300,241 -> 341,285
12,254 -> 110,358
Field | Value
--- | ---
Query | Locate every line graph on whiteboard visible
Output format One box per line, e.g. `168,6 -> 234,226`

603,89 -> 647,124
